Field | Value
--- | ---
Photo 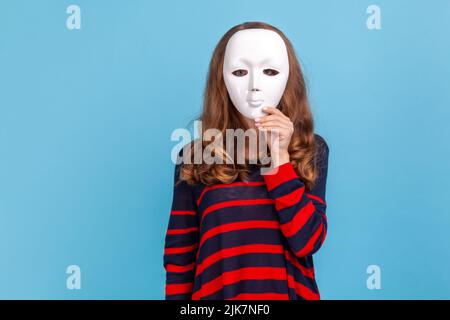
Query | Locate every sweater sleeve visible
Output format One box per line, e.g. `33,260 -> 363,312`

163,152 -> 199,300
262,135 -> 329,258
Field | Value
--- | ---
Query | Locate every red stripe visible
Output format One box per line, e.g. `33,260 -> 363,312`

228,293 -> 289,300
164,243 -> 198,255
287,275 -> 320,300
286,268 -> 297,297
306,193 -> 326,205
294,223 -> 324,257
284,250 -> 315,278
165,282 -> 193,295
197,181 -> 265,206
195,244 -> 284,276
166,262 -> 196,273
192,266 -> 287,300
274,186 -> 305,211
171,210 -> 196,216
262,162 -> 298,191
198,220 -> 279,252
200,198 -> 274,223
166,227 -> 198,235
279,200 -> 315,237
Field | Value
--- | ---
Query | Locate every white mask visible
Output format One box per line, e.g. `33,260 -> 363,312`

223,28 -> 290,120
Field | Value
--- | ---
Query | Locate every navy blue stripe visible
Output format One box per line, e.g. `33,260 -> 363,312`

285,259 -> 319,294
193,252 -> 286,291
196,228 -> 284,265
163,248 -> 197,267
165,233 -> 198,248
166,293 -> 192,300
200,279 -> 289,300
285,214 -> 324,254
198,185 -> 268,211
200,204 -> 277,234
167,214 -> 198,229
166,269 -> 196,284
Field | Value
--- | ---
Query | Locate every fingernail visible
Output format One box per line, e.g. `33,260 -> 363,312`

254,117 -> 260,122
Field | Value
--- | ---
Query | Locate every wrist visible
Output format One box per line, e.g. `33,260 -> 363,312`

271,151 -> 290,168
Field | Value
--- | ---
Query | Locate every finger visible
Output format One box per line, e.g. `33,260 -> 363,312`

259,118 -> 291,129
262,106 -> 283,115
262,107 -> 288,118
257,120 -> 291,129
258,114 -> 285,123
258,126 -> 289,135
257,115 -> 291,127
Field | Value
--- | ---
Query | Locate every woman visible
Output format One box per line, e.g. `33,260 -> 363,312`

163,21 -> 329,300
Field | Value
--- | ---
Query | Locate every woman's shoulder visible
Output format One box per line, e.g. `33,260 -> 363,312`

313,133 -> 329,165
313,133 -> 329,152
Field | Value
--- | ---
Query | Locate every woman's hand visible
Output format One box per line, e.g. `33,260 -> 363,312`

255,107 -> 294,168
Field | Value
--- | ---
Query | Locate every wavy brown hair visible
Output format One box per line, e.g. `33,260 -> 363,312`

179,21 -> 320,191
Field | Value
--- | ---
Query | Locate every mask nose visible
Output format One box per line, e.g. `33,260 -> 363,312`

249,69 -> 262,93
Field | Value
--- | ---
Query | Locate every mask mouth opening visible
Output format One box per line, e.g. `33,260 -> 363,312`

247,99 -> 264,107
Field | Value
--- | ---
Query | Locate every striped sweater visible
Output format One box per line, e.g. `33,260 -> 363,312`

163,134 -> 329,300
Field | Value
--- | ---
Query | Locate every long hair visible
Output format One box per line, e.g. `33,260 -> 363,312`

179,21 -> 320,191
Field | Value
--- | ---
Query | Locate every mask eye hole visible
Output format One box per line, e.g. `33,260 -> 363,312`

263,69 -> 279,76
232,69 -> 248,77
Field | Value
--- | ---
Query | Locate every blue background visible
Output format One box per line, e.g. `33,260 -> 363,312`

0,0 -> 449,299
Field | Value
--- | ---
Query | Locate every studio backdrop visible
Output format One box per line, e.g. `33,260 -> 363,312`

0,0 -> 449,299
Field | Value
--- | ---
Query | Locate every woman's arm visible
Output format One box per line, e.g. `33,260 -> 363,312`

262,136 -> 329,258
163,153 -> 199,300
